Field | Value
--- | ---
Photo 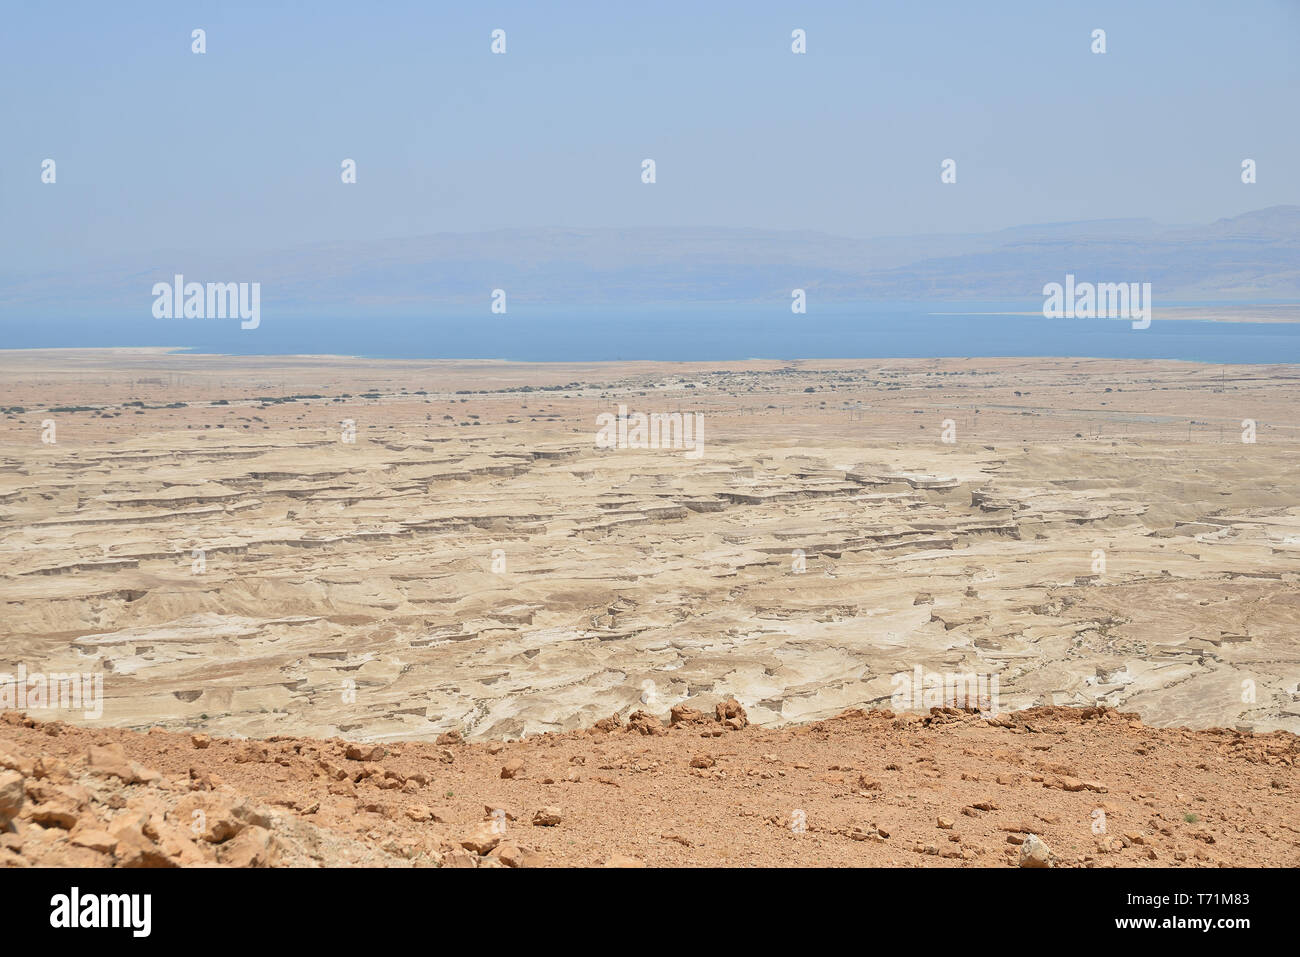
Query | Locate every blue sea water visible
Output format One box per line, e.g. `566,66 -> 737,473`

2,302 -> 1298,364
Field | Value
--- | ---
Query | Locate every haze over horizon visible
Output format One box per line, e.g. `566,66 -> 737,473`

2,0 -> 1298,275
4,205 -> 1297,322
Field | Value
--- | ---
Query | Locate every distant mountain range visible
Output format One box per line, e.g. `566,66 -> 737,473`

3,206 -> 1297,319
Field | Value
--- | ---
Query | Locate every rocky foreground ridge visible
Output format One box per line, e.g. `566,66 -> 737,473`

2,702 -> 1296,868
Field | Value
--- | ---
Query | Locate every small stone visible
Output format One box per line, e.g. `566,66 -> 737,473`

110,820 -> 173,869
28,803 -> 78,829
218,825 -> 276,867
86,743 -> 135,781
441,848 -> 479,868
0,770 -> 24,826
669,705 -> 707,725
488,842 -> 524,867
715,699 -> 749,729
1019,834 -> 1053,868
531,806 -> 561,827
70,828 -> 117,854
626,711 -> 665,736
33,756 -> 71,782
459,821 -> 502,855
0,749 -> 34,776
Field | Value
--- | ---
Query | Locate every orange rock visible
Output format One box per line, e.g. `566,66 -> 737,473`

86,743 -> 134,780
218,825 -> 277,867
531,806 -> 562,827
0,770 -> 24,826
110,820 -> 174,868
669,705 -> 707,726
626,710 -> 665,736
69,828 -> 117,854
715,699 -> 749,729
459,821 -> 502,855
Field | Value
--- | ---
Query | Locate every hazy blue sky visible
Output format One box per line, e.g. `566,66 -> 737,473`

2,0 -> 1298,271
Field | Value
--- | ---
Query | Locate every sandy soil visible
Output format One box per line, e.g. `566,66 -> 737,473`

1,703 -> 1296,867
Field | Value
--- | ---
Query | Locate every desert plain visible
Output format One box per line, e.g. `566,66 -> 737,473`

1,349 -> 1298,867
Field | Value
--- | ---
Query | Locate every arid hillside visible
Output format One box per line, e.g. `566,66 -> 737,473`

1,703 -> 1296,868
2,352 -> 1298,742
